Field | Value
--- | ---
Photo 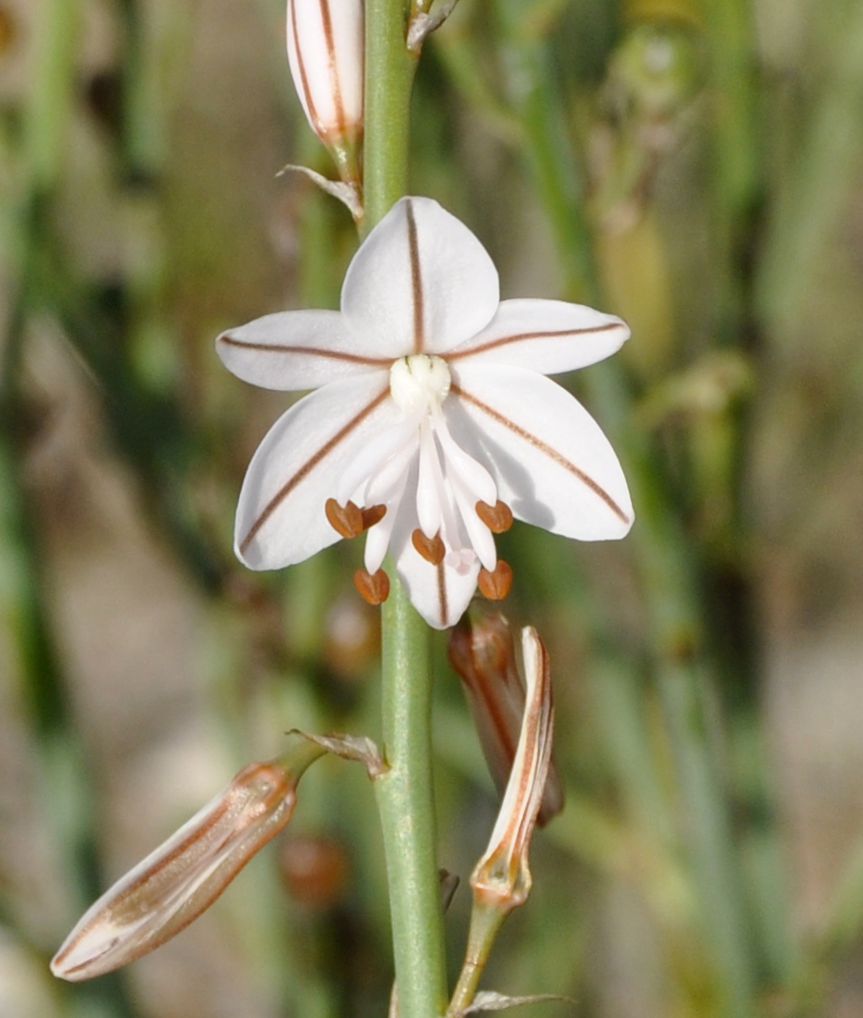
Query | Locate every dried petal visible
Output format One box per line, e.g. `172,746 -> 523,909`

449,615 -> 563,828
470,627 -> 555,911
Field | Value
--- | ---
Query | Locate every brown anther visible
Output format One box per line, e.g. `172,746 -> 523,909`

476,500 -> 514,534
411,528 -> 446,565
325,498 -> 363,539
353,568 -> 390,606
478,560 -> 513,601
361,504 -> 387,529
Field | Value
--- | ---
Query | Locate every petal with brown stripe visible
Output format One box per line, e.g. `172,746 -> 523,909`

340,197 -> 499,357
446,297 -> 630,374
234,374 -> 396,569
216,310 -> 391,391
389,490 -> 480,630
447,364 -> 634,541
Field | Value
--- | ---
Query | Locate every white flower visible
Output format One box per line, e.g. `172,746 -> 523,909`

217,197 -> 634,630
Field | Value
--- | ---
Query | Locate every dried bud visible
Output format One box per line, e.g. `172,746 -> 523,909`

286,0 -> 364,183
470,627 -> 555,912
449,615 -> 563,827
51,753 -> 318,981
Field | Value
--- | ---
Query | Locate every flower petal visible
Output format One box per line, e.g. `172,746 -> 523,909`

447,364 -> 634,540
390,495 -> 479,630
216,311 -> 390,391
396,544 -> 479,631
446,299 -> 629,375
341,197 -> 500,357
235,375 -> 395,569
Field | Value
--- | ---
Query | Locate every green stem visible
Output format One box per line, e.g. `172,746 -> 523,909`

364,5 -> 446,1016
363,0 -> 417,231
374,580 -> 448,1018
447,905 -> 505,1016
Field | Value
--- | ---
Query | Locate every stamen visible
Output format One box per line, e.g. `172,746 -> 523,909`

326,499 -> 386,539
325,498 -> 364,539
476,500 -> 514,534
412,528 -> 446,565
362,504 -> 387,529
353,568 -> 390,606
478,560 -> 513,601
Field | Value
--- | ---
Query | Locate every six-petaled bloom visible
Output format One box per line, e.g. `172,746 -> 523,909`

217,197 -> 634,629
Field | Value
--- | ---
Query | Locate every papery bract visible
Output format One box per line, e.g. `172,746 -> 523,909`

217,196 -> 634,629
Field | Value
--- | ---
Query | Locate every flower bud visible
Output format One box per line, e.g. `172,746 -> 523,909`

51,754 -> 317,981
286,0 -> 364,183
470,626 -> 555,912
449,614 -> 563,828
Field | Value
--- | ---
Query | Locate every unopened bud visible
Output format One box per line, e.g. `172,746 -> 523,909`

286,0 -> 364,183
449,615 -> 563,828
51,751 -> 320,981
470,627 -> 555,912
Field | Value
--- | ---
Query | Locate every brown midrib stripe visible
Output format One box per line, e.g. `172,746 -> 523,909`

506,649 -> 551,855
290,0 -> 323,134
240,389 -> 389,553
219,335 -> 390,368
472,671 -> 519,767
451,383 -> 631,525
435,560 -> 448,625
318,0 -> 347,134
447,322 -> 625,362
406,200 -> 425,353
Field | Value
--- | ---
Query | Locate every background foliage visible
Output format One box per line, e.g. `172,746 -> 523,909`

2,0 -> 863,1015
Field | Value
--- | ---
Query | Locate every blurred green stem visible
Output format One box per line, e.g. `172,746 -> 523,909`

364,4 -> 448,1018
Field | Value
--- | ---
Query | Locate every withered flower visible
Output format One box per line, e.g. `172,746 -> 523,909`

449,613 -> 563,827
470,626 -> 555,912
51,752 -> 318,981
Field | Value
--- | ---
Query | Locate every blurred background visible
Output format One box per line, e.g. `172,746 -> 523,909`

2,0 -> 863,1015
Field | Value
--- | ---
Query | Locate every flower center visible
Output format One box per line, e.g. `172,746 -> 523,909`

389,354 -> 451,415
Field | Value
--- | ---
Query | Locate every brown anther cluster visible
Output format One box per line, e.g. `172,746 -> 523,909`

476,500 -> 514,533
361,504 -> 387,529
325,498 -> 364,538
411,528 -> 446,565
478,560 -> 513,601
326,499 -> 387,539
354,568 -> 390,605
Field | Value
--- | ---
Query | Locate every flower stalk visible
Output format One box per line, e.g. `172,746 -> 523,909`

362,5 -> 447,1016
